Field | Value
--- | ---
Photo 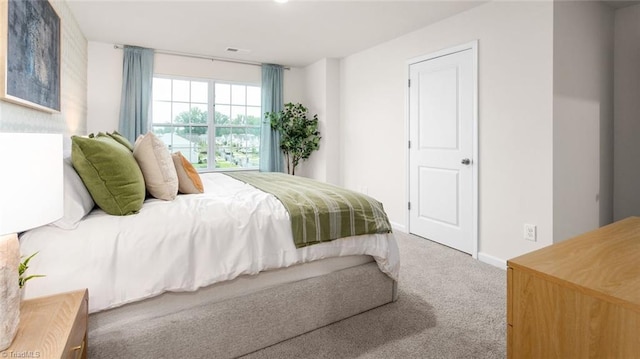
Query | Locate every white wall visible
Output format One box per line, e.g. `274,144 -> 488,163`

0,0 -> 87,149
86,42 -> 121,134
283,67 -> 306,105
296,60 -> 325,179
86,41 -> 305,133
552,1 -> 614,242
340,1 -> 555,262
296,58 -> 340,184
613,4 -> 640,221
325,59 -> 340,185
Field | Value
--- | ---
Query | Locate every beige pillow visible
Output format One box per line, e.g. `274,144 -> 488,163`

172,152 -> 204,194
133,132 -> 178,200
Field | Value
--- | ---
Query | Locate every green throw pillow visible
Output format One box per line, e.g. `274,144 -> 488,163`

107,131 -> 134,151
71,135 -> 146,215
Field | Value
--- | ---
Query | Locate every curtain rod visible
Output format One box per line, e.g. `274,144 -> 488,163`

113,45 -> 290,70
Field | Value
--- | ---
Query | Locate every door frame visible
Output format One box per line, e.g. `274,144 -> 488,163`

405,40 -> 479,258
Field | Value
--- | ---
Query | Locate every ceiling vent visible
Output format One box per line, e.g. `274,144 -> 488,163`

225,47 -> 250,53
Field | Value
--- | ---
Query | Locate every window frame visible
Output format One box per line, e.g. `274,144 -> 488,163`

151,74 -> 262,172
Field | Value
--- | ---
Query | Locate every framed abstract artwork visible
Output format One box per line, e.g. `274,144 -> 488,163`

0,0 -> 61,113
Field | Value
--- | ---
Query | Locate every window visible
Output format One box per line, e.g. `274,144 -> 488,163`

151,76 -> 261,171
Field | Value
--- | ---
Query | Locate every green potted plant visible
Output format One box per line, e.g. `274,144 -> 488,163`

19,252 -> 45,290
266,103 -> 321,175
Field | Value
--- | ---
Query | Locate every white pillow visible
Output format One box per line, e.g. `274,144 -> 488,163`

50,157 -> 95,230
133,132 -> 178,200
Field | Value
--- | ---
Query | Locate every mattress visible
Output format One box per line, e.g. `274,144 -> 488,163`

19,173 -> 399,313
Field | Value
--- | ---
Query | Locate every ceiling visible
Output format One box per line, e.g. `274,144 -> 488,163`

67,0 -> 640,68
66,0 -> 488,67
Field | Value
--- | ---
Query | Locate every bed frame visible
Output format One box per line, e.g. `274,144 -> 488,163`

88,261 -> 397,358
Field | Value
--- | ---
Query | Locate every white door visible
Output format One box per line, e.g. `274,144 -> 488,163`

408,46 -> 476,255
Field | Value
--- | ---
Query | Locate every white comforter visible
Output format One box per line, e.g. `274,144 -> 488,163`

19,173 -> 400,313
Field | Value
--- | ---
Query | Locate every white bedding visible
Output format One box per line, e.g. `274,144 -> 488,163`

19,173 -> 400,313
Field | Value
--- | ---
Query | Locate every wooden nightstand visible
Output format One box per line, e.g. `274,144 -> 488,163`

1,289 -> 88,359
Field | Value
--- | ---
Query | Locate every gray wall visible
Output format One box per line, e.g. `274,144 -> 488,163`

553,1 -> 614,242
613,3 -> 640,221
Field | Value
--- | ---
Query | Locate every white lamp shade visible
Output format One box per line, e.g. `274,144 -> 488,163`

0,133 -> 63,235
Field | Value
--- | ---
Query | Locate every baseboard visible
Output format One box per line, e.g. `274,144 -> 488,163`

477,252 -> 507,270
390,222 -> 407,233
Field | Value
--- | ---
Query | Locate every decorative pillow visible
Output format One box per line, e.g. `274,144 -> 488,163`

50,156 -> 95,229
71,135 -> 146,216
172,152 -> 204,194
107,131 -> 134,151
133,132 -> 178,200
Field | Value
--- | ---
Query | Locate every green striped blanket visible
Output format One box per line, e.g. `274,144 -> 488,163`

226,172 -> 392,248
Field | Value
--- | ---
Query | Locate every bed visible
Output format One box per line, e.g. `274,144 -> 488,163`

19,163 -> 400,358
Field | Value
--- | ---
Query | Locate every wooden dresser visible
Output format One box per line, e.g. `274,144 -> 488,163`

507,217 -> 640,358
2,289 -> 88,359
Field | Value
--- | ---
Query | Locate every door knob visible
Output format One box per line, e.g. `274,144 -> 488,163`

461,158 -> 471,165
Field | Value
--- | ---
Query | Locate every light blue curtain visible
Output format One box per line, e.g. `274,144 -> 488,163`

118,46 -> 154,143
259,64 -> 285,172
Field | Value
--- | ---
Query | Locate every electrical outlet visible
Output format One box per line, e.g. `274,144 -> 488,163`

524,224 -> 537,241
